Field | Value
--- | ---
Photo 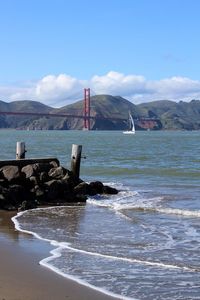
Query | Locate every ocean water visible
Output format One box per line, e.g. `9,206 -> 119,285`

1,130 -> 200,299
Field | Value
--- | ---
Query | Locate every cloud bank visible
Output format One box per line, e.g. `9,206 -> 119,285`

1,71 -> 200,107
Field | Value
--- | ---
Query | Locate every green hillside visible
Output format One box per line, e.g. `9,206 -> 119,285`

138,99 -> 200,130
0,96 -> 200,130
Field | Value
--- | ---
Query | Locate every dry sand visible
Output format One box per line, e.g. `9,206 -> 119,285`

0,210 -> 118,300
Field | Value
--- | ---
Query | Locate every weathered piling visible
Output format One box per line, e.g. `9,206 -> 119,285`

71,144 -> 82,180
16,141 -> 26,159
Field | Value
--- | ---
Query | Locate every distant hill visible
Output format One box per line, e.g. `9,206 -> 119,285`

0,100 -> 76,130
0,96 -> 200,130
138,99 -> 200,130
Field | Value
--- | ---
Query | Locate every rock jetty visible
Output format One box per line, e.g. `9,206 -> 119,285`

0,159 -> 118,211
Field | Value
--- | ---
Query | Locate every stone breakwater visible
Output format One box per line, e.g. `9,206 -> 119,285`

0,160 -> 118,211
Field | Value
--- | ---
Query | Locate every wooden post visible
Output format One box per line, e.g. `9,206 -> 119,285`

71,144 -> 82,180
16,141 -> 26,159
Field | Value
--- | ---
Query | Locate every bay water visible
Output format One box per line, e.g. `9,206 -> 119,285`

1,130 -> 200,299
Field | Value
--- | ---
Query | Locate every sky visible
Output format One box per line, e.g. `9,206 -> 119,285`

0,0 -> 200,107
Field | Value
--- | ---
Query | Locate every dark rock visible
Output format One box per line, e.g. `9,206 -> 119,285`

50,160 -> 59,168
0,187 -> 7,209
0,185 -> 26,209
73,194 -> 87,203
89,181 -> 104,195
21,164 -> 35,178
60,178 -> 71,190
74,182 -> 89,195
39,171 -> 49,182
62,172 -> 78,188
25,177 -> 36,189
62,190 -> 75,202
103,185 -> 118,195
44,179 -> 64,201
18,200 -> 37,211
1,165 -> 23,183
0,159 -> 119,210
34,185 -> 46,202
0,178 -> 8,187
34,163 -> 52,173
0,168 -> 4,179
29,176 -> 38,186
48,166 -> 68,180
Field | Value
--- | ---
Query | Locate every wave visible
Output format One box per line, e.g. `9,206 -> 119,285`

131,207 -> 200,218
87,182 -> 163,210
12,208 -> 200,272
87,183 -> 200,219
40,247 -> 136,300
52,243 -> 200,272
11,209 -> 136,300
157,207 -> 200,218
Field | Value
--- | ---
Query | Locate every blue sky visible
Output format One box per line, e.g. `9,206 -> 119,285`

0,0 -> 200,107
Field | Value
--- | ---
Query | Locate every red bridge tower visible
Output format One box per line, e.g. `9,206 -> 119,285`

84,88 -> 91,130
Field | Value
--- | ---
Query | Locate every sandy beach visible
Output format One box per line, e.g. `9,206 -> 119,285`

0,210 -> 118,300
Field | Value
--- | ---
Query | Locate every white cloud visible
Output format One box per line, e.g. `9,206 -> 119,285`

35,74 -> 82,101
5,74 -> 86,107
91,71 -> 148,97
1,72 -> 200,107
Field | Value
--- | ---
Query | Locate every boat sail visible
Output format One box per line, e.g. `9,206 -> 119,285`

123,111 -> 135,134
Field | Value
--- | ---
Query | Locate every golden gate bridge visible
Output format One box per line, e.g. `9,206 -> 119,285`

0,88 -> 127,130
0,88 -> 159,130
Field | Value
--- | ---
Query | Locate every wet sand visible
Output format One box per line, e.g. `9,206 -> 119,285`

0,210 -> 118,300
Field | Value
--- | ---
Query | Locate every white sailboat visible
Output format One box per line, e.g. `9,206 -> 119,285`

123,111 -> 135,134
